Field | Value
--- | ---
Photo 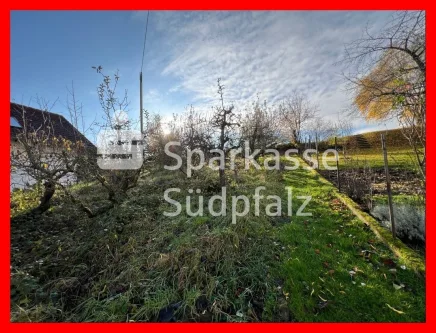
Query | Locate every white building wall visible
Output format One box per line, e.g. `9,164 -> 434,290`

10,142 -> 77,191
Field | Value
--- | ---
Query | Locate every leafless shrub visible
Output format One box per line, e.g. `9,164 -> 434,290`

240,97 -> 278,153
90,66 -> 144,202
277,90 -> 318,145
10,104 -> 92,215
340,162 -> 375,210
210,78 -> 241,186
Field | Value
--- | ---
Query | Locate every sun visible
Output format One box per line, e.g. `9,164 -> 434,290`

162,123 -> 171,136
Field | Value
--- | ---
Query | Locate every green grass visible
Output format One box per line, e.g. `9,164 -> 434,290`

340,128 -> 417,150
372,194 -> 425,207
273,166 -> 425,322
317,148 -> 420,172
10,159 -> 425,322
10,167 -> 285,322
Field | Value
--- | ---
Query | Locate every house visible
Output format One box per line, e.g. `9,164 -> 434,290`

10,102 -> 95,189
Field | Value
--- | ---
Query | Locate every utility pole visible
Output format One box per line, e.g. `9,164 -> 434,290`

381,133 -> 396,238
140,72 -> 143,136
139,10 -> 150,138
335,136 -> 340,191
315,134 -> 320,170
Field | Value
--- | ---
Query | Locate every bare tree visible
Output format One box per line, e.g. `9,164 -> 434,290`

90,66 -> 144,199
342,11 -> 425,177
10,102 -> 90,215
11,67 -> 149,217
332,118 -> 354,158
398,102 -> 425,179
308,117 -> 335,144
65,81 -> 86,134
145,113 -> 175,166
277,91 -> 318,145
210,78 -> 241,186
343,11 -> 425,80
178,105 -> 214,154
334,118 -> 354,138
240,96 -> 278,153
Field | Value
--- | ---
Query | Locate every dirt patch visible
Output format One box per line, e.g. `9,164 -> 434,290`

319,168 -> 424,197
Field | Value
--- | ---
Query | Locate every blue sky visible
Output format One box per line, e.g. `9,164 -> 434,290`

11,10 -> 399,140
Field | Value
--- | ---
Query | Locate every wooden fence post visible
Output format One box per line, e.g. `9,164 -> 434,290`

335,136 -> 340,191
381,133 -> 396,238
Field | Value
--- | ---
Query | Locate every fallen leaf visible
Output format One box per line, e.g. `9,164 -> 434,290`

393,283 -> 405,290
386,304 -> 405,314
382,258 -> 396,268
326,288 -> 334,296
353,266 -> 364,273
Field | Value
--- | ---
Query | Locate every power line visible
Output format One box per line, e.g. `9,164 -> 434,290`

140,10 -> 150,135
141,10 -> 150,73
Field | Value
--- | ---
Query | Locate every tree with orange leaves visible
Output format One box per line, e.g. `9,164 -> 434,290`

342,11 -> 425,179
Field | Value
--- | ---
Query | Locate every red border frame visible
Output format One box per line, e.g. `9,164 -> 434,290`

2,2 -> 431,332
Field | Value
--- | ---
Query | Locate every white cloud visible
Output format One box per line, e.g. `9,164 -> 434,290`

135,10 -> 396,126
143,88 -> 161,103
353,119 -> 400,135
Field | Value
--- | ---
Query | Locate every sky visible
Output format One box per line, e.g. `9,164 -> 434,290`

11,10 -> 400,141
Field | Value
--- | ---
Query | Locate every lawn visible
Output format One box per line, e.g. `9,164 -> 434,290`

10,158 -> 425,322
274,166 -> 425,322
316,148 -> 421,172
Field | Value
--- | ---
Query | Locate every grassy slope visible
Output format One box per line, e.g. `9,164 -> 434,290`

316,128 -> 420,172
341,128 -> 416,150
318,147 -> 419,171
275,166 -> 425,322
11,167 -> 285,322
10,160 -> 425,322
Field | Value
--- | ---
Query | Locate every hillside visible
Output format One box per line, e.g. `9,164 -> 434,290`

10,158 -> 425,322
341,128 -> 420,151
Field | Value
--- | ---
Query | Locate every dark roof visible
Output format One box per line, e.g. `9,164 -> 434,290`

10,102 -> 95,148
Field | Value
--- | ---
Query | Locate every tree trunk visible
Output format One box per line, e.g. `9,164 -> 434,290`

32,181 -> 55,215
219,168 -> 225,187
